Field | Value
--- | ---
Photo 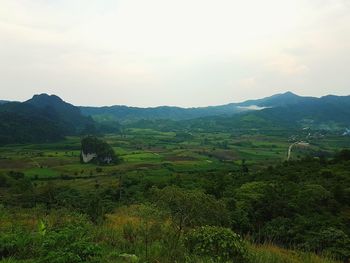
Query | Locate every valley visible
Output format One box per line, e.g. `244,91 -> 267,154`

2,1 -> 350,261
0,93 -> 349,263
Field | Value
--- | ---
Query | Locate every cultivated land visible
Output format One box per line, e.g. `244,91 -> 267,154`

1,128 -> 348,189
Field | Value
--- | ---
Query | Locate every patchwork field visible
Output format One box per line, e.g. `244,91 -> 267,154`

1,128 -> 349,193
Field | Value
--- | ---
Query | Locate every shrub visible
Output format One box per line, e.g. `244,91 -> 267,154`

184,226 -> 249,262
0,231 -> 36,259
305,227 -> 350,261
39,223 -> 101,262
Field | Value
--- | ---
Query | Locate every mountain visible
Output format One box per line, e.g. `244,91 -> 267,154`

79,92 -> 339,123
107,92 -> 350,132
1,92 -> 349,144
249,94 -> 350,126
236,91 -> 314,107
179,94 -> 350,132
26,93 -> 93,132
0,94 -> 94,144
80,92 -> 308,122
80,105 -> 238,122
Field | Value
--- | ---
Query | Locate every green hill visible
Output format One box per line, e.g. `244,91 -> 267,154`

0,94 -> 94,144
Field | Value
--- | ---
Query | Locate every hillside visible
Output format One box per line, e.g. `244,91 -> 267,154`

1,92 -> 349,145
0,102 -> 64,144
26,93 -> 94,132
79,92 -> 350,128
0,94 -> 94,144
79,92 -> 306,121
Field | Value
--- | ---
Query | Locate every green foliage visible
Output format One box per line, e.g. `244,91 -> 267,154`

305,227 -> 350,261
39,224 -> 101,263
154,186 -> 230,229
0,231 -> 35,259
37,220 -> 46,236
1,122 -> 349,263
0,212 -> 101,263
184,226 -> 249,262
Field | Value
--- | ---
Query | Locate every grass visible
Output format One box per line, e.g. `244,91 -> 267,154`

250,243 -> 339,263
24,167 -> 60,179
0,206 -> 342,263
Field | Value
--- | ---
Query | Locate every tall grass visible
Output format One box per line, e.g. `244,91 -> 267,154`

250,243 -> 340,263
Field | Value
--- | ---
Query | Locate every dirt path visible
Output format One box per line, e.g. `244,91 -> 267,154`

287,142 -> 310,160
287,142 -> 297,161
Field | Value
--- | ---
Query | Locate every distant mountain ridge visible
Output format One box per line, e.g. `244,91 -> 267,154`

79,92 -> 349,123
1,92 -> 349,144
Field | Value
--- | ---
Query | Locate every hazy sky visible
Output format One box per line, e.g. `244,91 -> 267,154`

0,0 -> 349,107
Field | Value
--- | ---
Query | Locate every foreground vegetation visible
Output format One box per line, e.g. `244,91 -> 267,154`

0,205 -> 343,263
0,128 -> 349,262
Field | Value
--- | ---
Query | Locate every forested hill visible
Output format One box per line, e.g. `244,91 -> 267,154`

195,94 -> 350,131
79,91 -> 308,121
25,93 -> 94,131
0,94 -> 93,144
79,92 -> 350,126
1,92 -> 350,144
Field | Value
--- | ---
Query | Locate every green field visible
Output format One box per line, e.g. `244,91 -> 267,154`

1,128 -> 348,188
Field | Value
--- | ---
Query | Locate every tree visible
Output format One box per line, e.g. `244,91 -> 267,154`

154,186 -> 229,230
153,186 -> 229,258
184,226 -> 249,262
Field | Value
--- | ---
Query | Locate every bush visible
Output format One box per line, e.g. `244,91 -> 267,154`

39,223 -> 101,263
0,231 -> 36,259
305,227 -> 350,261
184,226 -> 249,262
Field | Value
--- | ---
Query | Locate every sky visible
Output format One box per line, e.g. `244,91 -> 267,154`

0,0 -> 349,107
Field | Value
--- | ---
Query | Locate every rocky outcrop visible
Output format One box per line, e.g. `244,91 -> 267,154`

81,152 -> 97,163
80,136 -> 118,165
